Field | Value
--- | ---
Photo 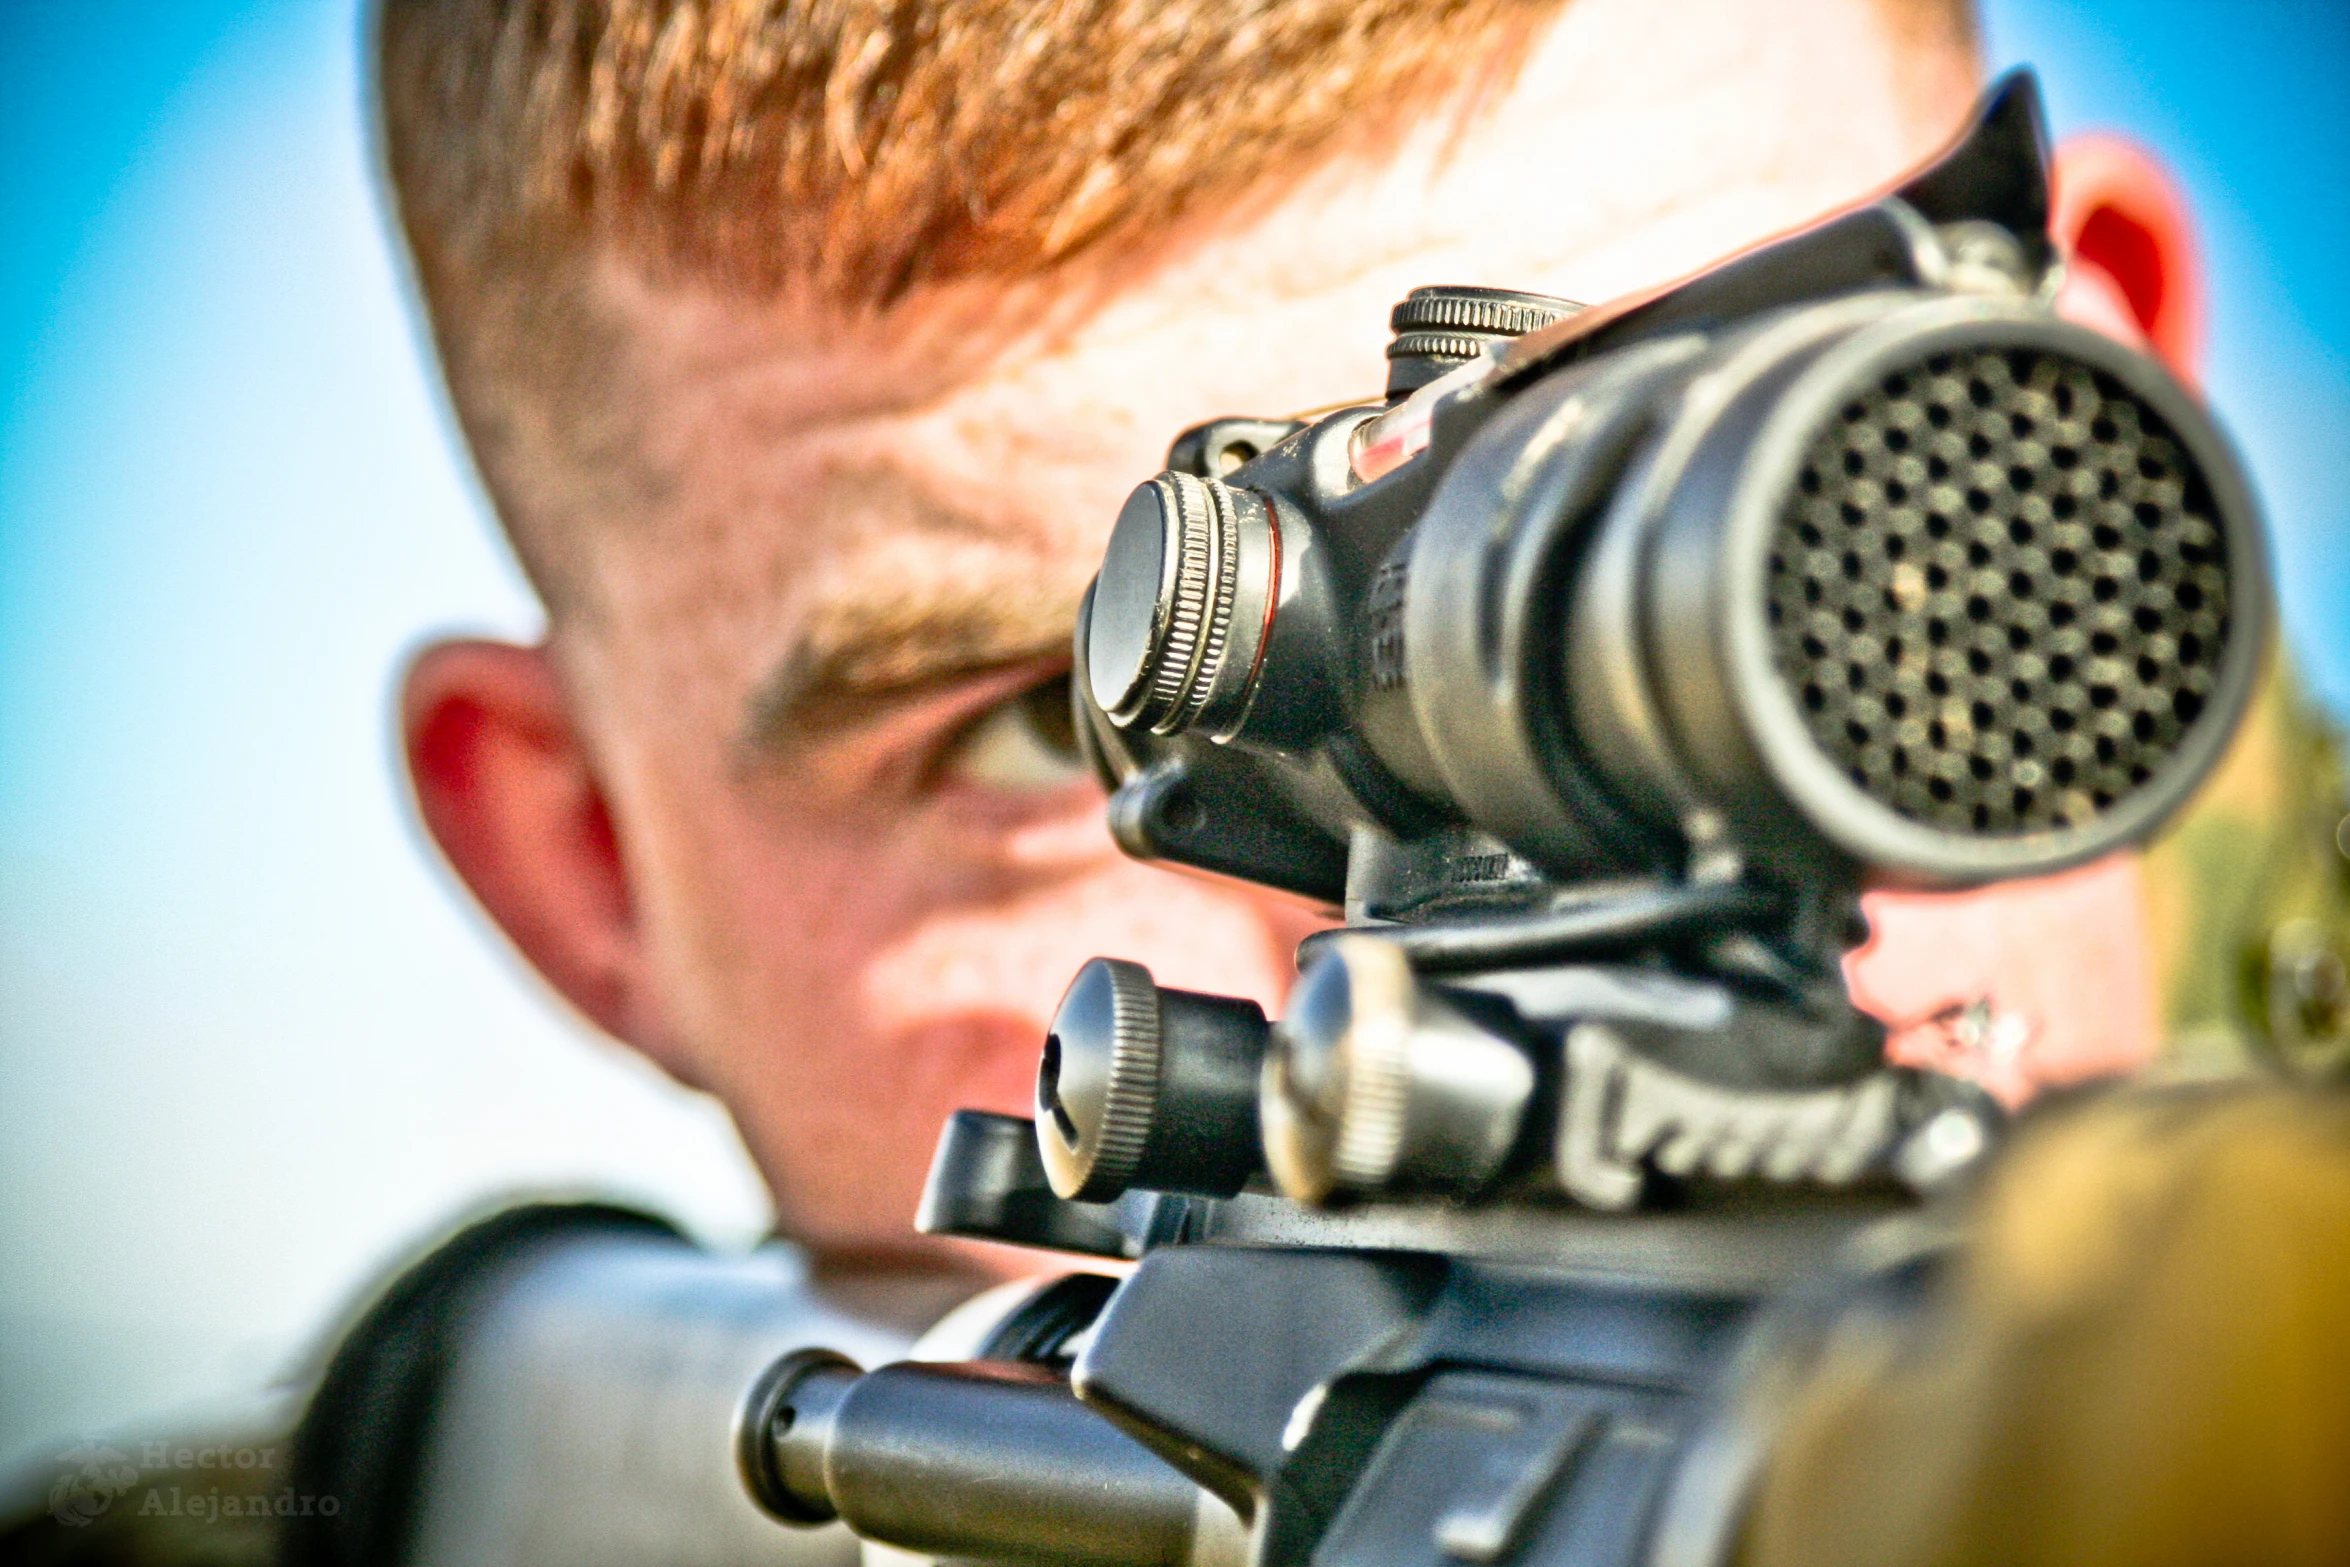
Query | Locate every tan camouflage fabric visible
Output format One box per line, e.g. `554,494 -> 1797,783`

1742,1081 -> 2350,1567
2144,659 -> 2350,1080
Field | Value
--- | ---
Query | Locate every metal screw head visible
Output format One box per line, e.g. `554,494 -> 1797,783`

1260,936 -> 1414,1204
1262,937 -> 1533,1204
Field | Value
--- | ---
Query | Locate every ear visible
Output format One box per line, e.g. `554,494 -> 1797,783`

402,639 -> 659,1054
2049,134 -> 2205,386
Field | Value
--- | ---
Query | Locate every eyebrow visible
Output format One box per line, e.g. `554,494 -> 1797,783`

730,456 -> 1098,752
741,582 -> 1083,751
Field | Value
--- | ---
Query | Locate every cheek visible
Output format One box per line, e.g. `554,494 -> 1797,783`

662,801 -> 1329,1245
623,737 -> 1326,1101
652,744 -> 1329,1052
636,776 -> 926,1043
858,858 -> 1328,1037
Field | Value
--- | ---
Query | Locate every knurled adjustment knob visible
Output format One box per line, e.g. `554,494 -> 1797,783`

1035,957 -> 1271,1203
1384,285 -> 1582,396
1036,958 -> 1163,1202
1260,936 -> 1535,1205
1085,469 -> 1278,740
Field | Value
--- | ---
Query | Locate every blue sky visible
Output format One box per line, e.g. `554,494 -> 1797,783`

1,0 -> 2345,1473
0,0 -> 772,1473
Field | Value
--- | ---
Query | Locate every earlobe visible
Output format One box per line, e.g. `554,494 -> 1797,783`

2049,134 -> 2205,386
402,638 -> 652,1050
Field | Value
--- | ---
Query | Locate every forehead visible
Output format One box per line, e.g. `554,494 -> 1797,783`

572,3 -> 1951,719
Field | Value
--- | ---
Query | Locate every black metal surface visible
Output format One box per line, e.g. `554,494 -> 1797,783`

759,1359 -> 1207,1567
1296,882 -> 1778,975
1105,756 -> 1349,905
1169,416 -> 1313,479
1141,984 -> 1274,1194
1891,70 -> 2057,276
979,1272 -> 1123,1363
1313,1373 -> 1642,1567
1074,1247 -> 1448,1509
914,1109 -> 1135,1258
1408,1264 -> 1758,1388
1063,1244 -> 1781,1567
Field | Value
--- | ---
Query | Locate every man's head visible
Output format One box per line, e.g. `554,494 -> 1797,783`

381,0 -> 2204,1265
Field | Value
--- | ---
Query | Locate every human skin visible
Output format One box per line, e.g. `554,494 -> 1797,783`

402,0 -> 2202,1271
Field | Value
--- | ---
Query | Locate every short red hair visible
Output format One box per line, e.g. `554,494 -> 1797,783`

374,0 -> 1979,607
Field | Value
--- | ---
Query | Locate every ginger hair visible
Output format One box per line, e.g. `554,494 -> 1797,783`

374,0 -> 1978,608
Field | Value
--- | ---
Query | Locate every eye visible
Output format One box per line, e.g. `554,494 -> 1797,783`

941,671 -> 1089,792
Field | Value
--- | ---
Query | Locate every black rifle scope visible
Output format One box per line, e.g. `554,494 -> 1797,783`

1078,178 -> 2264,908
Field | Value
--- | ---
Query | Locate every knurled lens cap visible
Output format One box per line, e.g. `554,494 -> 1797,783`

1088,481 -> 1177,719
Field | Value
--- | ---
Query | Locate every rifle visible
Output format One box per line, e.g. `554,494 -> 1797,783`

734,72 -> 2268,1567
